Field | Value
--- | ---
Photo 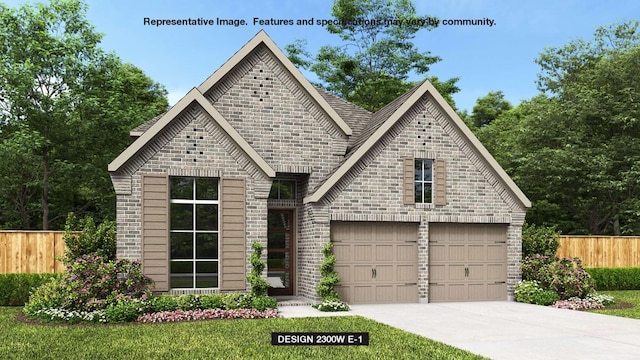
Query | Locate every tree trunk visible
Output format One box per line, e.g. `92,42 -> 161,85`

613,217 -> 621,236
41,154 -> 50,230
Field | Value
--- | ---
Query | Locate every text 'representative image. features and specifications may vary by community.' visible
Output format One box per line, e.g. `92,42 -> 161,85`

142,17 -> 497,28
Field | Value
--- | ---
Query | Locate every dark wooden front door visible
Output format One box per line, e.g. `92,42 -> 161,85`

267,209 -> 294,296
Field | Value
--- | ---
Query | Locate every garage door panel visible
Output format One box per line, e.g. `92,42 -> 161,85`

487,245 -> 506,260
487,264 -> 506,281
429,223 -> 507,302
375,265 -> 394,281
396,265 -> 417,281
331,222 -> 418,304
468,283 -> 487,299
354,265 -> 372,282
333,244 -> 351,261
448,245 -> 465,261
468,245 -> 486,261
376,245 -> 394,261
396,245 -> 415,261
335,264 -> 351,283
468,264 -> 485,281
430,264 -> 446,282
354,245 -> 373,261
449,265 -> 466,281
487,283 -> 507,300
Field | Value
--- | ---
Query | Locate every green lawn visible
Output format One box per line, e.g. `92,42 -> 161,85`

0,307 -> 485,360
591,290 -> 640,320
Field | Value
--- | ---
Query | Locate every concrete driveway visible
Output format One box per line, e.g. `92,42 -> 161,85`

280,301 -> 640,359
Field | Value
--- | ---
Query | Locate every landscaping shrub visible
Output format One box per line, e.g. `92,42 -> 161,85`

199,294 -> 226,310
63,213 -> 117,264
105,299 -> 151,323
586,267 -> 640,291
246,241 -> 270,297
514,280 -> 560,305
151,295 -> 179,312
175,294 -> 201,310
0,273 -> 62,306
522,223 -> 559,258
250,294 -> 278,311
223,293 -> 253,310
24,254 -> 154,323
317,242 -> 340,301
58,254 -> 154,311
23,278 -> 66,315
521,255 -> 594,299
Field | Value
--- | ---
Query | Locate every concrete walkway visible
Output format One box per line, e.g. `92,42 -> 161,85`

279,301 -> 640,359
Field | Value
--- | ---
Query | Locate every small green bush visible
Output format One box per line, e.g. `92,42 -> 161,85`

522,223 -> 559,258
246,241 -> 270,297
223,293 -> 253,310
200,294 -> 226,310
521,255 -> 594,299
176,294 -> 201,310
586,267 -> 640,291
250,295 -> 278,311
23,278 -> 66,316
0,273 -> 62,306
514,280 -> 560,305
63,213 -> 117,264
151,295 -> 179,312
105,300 -> 147,323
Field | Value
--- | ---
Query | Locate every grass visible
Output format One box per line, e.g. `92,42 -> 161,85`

591,290 -> 640,319
0,307 -> 486,360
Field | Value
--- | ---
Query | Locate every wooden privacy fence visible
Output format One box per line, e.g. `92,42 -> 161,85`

0,231 -> 66,273
557,235 -> 640,268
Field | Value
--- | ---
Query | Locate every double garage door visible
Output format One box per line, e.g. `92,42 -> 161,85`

331,222 -> 507,304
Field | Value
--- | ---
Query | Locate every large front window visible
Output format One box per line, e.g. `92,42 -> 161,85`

169,177 -> 219,288
415,159 -> 433,203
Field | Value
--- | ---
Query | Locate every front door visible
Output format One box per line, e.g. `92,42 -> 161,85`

267,209 -> 294,296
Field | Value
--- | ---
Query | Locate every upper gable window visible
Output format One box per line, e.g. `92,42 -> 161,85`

269,180 -> 296,200
414,159 -> 433,203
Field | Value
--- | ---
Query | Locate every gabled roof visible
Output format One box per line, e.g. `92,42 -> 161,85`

314,87 -> 372,145
108,88 -> 276,177
198,30 -> 352,137
304,80 -> 532,209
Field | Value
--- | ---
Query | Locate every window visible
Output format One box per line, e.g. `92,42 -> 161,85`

415,159 -> 433,203
269,180 -> 295,200
169,177 -> 219,289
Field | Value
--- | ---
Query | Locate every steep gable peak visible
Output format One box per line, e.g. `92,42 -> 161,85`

197,30 -> 352,137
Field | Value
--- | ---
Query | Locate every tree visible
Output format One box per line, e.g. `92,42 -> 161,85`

285,0 -> 459,112
481,21 -> 640,235
0,0 -> 168,230
469,90 -> 512,128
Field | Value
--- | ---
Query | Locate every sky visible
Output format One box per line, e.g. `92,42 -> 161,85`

5,0 -> 640,112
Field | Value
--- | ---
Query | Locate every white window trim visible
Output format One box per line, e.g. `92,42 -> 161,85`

416,159 -> 434,204
169,177 -> 220,290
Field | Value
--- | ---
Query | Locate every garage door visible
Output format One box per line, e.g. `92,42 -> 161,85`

429,223 -> 507,302
331,222 -> 418,304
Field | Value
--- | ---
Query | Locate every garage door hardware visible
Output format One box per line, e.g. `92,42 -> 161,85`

464,267 -> 469,277
371,268 -> 377,278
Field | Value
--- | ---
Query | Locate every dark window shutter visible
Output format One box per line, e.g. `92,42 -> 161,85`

403,158 -> 415,205
434,159 -> 446,206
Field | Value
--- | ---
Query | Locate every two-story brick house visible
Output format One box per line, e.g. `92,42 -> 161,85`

108,30 -> 530,303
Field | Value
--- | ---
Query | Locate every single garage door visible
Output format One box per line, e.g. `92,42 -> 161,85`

331,222 -> 418,304
429,223 -> 507,302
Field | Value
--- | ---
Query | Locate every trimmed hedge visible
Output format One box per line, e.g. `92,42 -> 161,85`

586,267 -> 640,291
0,273 -> 62,306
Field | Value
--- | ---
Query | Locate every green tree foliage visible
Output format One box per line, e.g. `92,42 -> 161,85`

469,90 -> 512,128
521,223 -> 560,258
480,21 -> 640,235
285,0 -> 459,112
62,213 -> 117,264
246,241 -> 270,296
0,0 -> 168,230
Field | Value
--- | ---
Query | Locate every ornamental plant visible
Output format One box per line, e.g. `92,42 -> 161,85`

62,213 -> 117,264
514,280 -> 560,306
521,254 -> 594,299
246,241 -> 270,297
314,242 -> 349,312
521,223 -> 559,258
